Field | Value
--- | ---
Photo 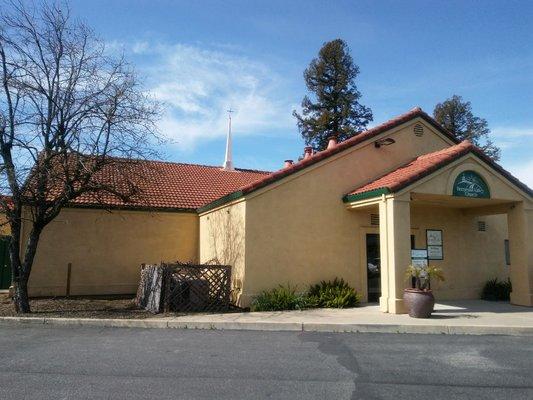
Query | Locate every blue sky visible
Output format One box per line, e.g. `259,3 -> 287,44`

70,0 -> 533,186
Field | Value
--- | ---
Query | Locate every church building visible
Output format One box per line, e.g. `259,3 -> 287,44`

17,108 -> 533,313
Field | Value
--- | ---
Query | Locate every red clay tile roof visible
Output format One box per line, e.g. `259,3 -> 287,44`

67,160 -> 270,211
199,107 -> 459,212
345,141 -> 474,199
344,141 -> 533,201
238,107 -> 457,195
42,107 -> 531,213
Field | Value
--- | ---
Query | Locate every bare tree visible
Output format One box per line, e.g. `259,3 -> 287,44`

0,1 -> 160,312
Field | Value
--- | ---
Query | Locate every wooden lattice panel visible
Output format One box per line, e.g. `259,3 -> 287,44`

136,262 -> 231,314
162,263 -> 231,312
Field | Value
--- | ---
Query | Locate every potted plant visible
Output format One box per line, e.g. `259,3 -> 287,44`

403,265 -> 444,318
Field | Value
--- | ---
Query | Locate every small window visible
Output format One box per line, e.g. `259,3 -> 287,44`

477,221 -> 486,232
504,239 -> 510,265
370,214 -> 380,226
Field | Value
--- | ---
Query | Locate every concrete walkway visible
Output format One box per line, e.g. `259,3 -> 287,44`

1,300 -> 533,335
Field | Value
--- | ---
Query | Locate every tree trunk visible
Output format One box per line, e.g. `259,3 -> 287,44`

6,217 -> 32,313
9,222 -> 42,314
13,279 -> 30,313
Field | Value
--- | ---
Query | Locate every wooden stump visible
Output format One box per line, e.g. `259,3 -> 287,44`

135,264 -> 164,314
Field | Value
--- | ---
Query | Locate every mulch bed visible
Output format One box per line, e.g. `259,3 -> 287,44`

0,294 -> 155,319
0,294 -> 244,319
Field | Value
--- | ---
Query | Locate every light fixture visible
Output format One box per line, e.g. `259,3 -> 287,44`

374,138 -> 396,148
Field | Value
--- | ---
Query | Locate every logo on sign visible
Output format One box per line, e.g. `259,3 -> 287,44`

452,171 -> 490,198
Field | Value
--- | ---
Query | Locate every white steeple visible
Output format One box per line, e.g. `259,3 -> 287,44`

222,109 -> 234,171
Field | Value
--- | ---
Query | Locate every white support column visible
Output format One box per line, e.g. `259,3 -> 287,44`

378,200 -> 389,312
379,197 -> 411,314
508,203 -> 533,306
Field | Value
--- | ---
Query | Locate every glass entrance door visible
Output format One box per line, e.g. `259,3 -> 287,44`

366,234 -> 380,302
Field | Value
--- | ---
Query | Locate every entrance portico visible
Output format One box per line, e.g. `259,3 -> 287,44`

344,141 -> 533,314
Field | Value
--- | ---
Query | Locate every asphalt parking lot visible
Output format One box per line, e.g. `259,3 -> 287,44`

0,324 -> 532,399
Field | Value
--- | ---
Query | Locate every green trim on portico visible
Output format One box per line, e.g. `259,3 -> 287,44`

197,190 -> 244,213
342,188 -> 391,203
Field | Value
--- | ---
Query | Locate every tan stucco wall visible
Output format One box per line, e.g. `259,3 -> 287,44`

238,119 -> 456,304
199,200 -> 246,304
23,207 -> 198,296
410,205 -> 508,300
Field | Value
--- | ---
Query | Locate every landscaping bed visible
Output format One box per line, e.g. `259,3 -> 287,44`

0,294 -> 244,319
0,294 -> 155,319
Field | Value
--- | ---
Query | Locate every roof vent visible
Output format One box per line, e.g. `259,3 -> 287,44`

477,221 -> 486,232
413,123 -> 424,137
370,214 -> 380,226
283,160 -> 293,168
303,146 -> 313,159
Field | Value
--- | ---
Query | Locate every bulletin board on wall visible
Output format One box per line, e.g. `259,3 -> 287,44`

426,229 -> 443,260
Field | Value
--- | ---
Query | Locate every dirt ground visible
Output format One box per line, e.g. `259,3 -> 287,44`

0,294 -> 155,319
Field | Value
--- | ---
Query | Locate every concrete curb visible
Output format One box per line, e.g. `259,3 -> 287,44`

1,316 -> 532,336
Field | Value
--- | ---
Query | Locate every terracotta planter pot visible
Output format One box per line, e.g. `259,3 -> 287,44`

403,289 -> 435,318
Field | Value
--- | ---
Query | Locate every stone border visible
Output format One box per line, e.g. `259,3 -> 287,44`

1,316 -> 532,336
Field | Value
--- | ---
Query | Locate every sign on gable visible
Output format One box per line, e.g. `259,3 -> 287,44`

452,171 -> 490,199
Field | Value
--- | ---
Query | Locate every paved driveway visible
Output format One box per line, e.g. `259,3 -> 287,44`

0,324 -> 532,399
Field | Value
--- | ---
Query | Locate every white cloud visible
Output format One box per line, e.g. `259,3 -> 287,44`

508,159 -> 533,189
492,127 -> 533,138
130,42 -> 295,150
492,126 -> 533,150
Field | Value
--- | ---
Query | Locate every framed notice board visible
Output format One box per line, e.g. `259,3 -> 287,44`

411,249 -> 428,268
426,229 -> 443,260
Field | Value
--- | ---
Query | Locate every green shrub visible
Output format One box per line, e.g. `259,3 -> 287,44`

481,278 -> 512,301
250,279 -> 360,311
250,285 -> 307,311
307,278 -> 359,308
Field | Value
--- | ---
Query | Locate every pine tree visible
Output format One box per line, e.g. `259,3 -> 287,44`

293,39 -> 373,151
434,95 -> 500,161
